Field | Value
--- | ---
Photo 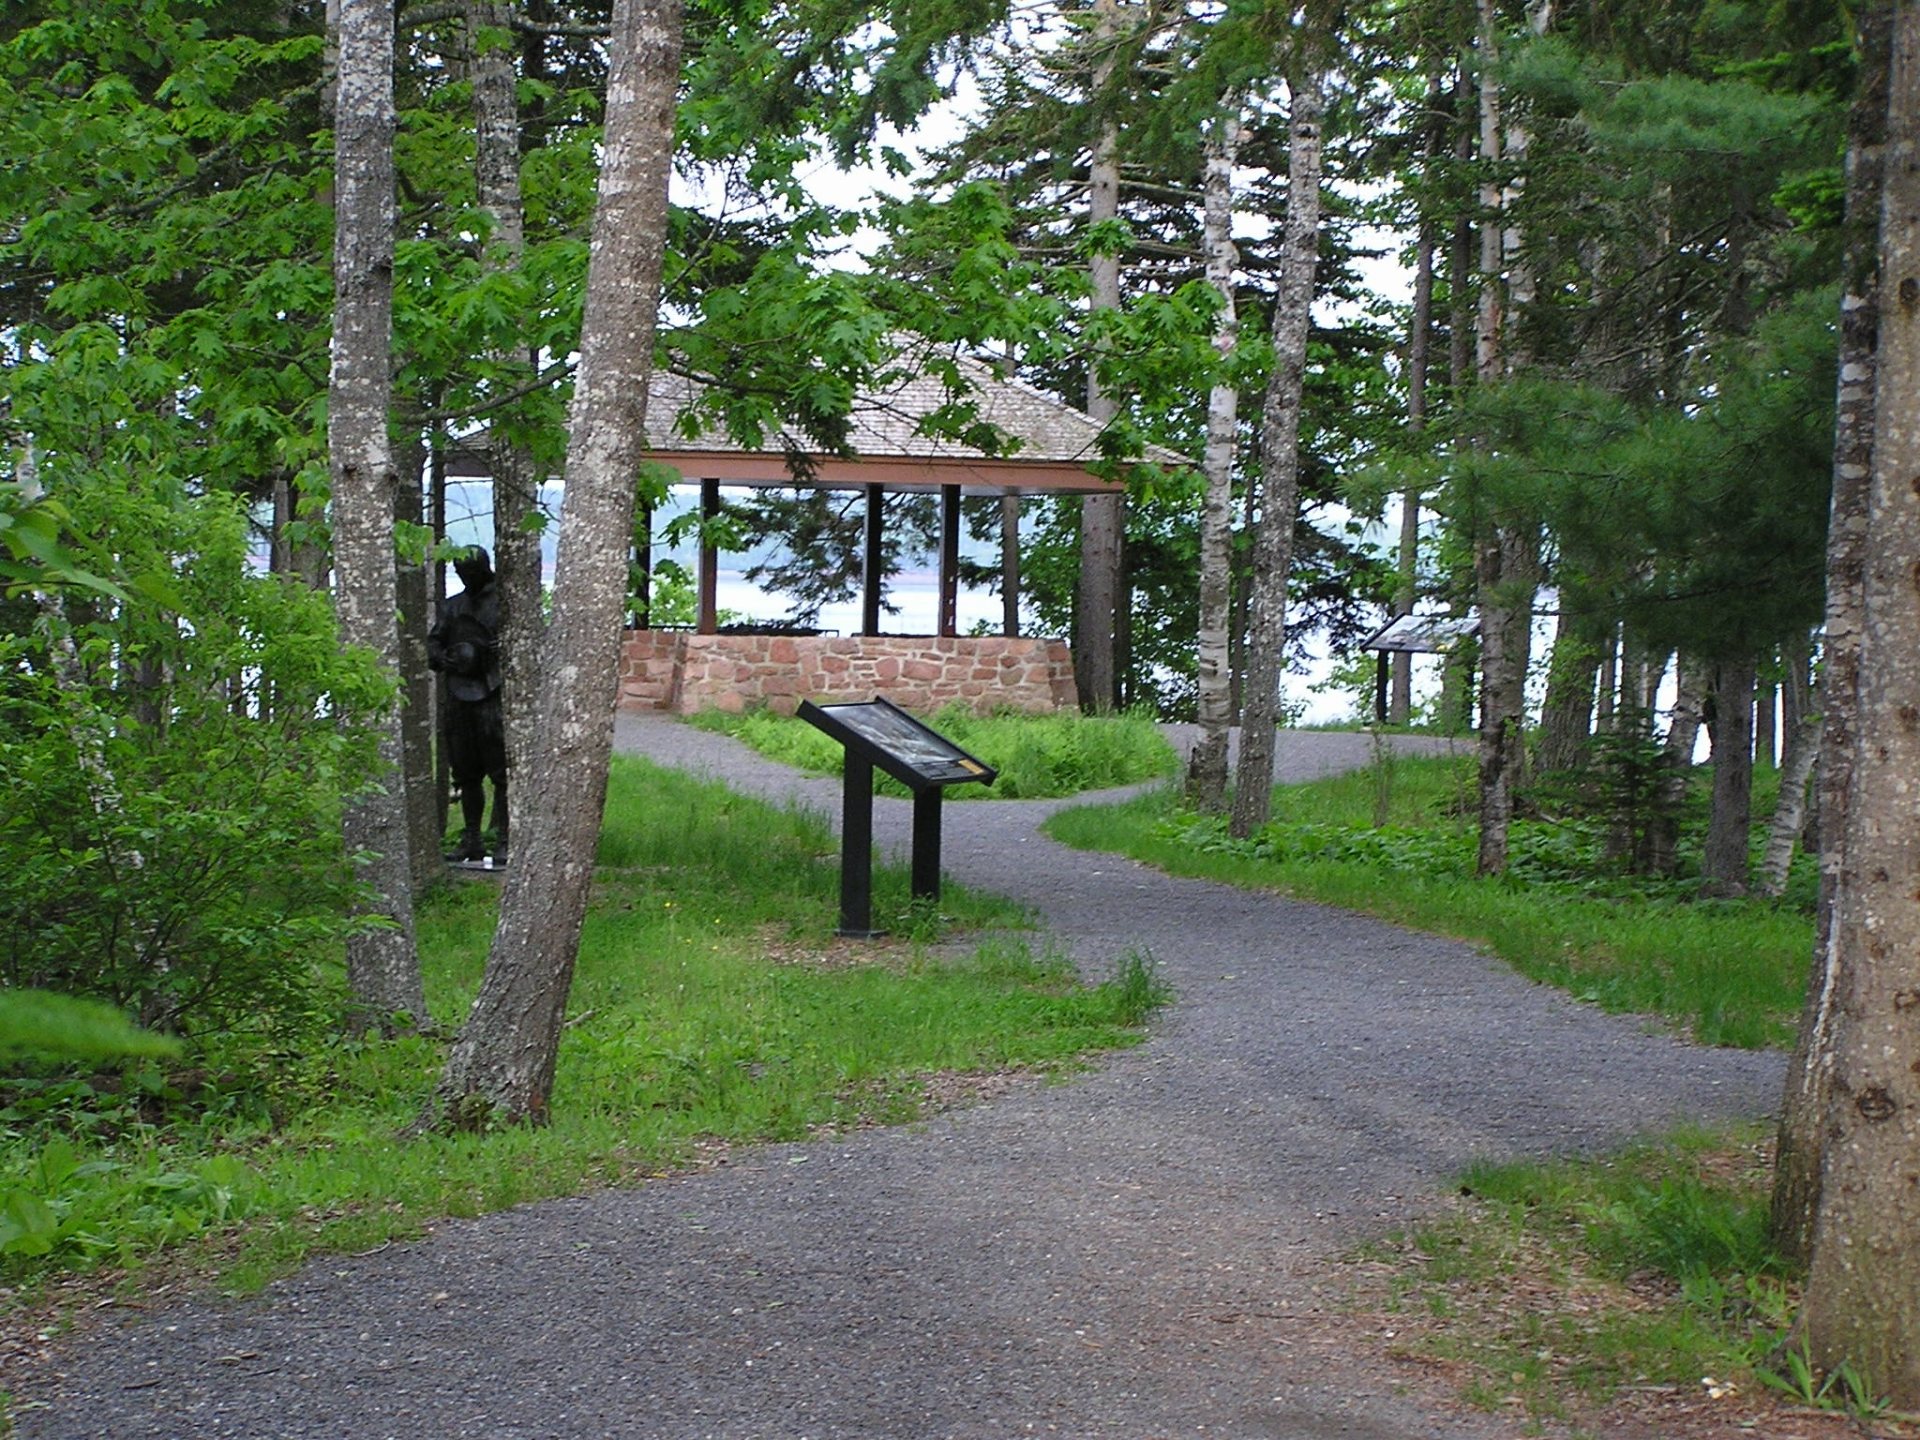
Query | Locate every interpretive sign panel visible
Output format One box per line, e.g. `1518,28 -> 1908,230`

797,698 -> 998,793
797,697 -> 997,936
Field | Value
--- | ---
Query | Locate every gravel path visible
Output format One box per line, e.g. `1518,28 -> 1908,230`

13,719 -> 1786,1439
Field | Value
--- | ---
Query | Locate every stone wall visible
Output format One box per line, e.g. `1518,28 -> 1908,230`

617,631 -> 1079,716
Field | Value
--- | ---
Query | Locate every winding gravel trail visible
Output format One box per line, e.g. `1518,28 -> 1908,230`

12,719 -> 1785,1439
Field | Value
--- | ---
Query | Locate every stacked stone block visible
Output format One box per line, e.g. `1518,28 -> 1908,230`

617,632 -> 1078,715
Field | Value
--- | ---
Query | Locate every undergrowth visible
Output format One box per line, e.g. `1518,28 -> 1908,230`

1354,1130 -> 1901,1432
0,758 -> 1164,1304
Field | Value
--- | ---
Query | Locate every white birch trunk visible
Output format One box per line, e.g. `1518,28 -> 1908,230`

1185,106 -> 1240,812
434,0 -> 684,1126
330,0 -> 425,1032
1804,7 -> 1920,1401
1773,0 -> 1892,1262
1757,715 -> 1820,899
467,0 -> 543,800
1229,66 -> 1326,839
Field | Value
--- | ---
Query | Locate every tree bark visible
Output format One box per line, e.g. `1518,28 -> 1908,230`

1595,623 -> 1617,734
433,0 -> 684,1127
1468,0 -> 1544,877
1754,669 -> 1777,767
1074,0 -> 1125,713
1229,65 -> 1325,840
1391,70 -> 1443,727
1773,0 -> 1892,1264
1391,228 -> 1433,727
1536,611 -> 1597,774
1803,7 -> 1920,1400
1472,524 -> 1538,875
331,0 -> 426,1035
467,0 -> 544,801
1186,106 -> 1240,813
396,434 -> 441,900
1757,715 -> 1820,899
1644,654 -> 1705,878
1700,652 -> 1756,898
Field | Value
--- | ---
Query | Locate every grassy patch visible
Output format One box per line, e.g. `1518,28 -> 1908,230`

0,758 -> 1161,1305
1044,756 -> 1813,1049
1350,1132 -> 1907,1434
687,703 -> 1178,799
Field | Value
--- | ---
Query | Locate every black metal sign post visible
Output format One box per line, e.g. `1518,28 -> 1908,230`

797,698 -> 998,936
839,752 -> 878,938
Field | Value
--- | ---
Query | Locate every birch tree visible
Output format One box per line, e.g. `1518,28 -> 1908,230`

466,0 -> 545,784
1467,0 -> 1551,877
1230,61 -> 1326,839
1075,0 -> 1127,714
330,0 -> 427,1033
1772,0 -> 1892,1261
1186,105 -> 1241,812
1802,4 -> 1920,1400
434,0 -> 684,1126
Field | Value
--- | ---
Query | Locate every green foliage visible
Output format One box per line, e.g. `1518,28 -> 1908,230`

0,480 -> 387,1039
0,991 -> 180,1063
1045,756 -> 1812,1048
0,758 -> 1162,1292
1369,1131 -> 1803,1423
688,703 -> 1178,799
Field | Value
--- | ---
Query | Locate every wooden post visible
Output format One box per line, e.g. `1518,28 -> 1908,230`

912,789 -> 943,900
838,755 -> 878,936
697,477 -> 719,634
1000,491 -> 1021,637
862,484 -> 884,636
938,484 -> 961,638
634,498 -> 652,628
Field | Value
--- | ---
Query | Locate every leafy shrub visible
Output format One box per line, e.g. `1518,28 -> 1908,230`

0,481 -> 388,1040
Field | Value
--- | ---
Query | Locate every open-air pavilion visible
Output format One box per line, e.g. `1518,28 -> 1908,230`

609,353 -> 1168,717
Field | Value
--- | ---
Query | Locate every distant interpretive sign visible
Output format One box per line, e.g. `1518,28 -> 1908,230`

797,698 -> 997,793
797,698 -> 997,936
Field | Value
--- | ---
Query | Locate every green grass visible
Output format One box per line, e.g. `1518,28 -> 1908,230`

1044,755 -> 1814,1049
1352,1129 -> 1861,1432
0,757 -> 1164,1302
688,703 -> 1179,799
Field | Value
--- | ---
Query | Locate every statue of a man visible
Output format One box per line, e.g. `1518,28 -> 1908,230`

428,547 -> 508,862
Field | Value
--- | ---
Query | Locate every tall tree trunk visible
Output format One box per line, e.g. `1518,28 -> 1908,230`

1472,527 -> 1538,874
1468,0 -> 1545,877
1187,106 -> 1241,812
1229,65 -> 1325,839
1643,654 -> 1705,878
396,434 -> 441,900
1391,70 -> 1443,727
331,0 -> 425,1034
1700,653 -> 1756,898
1595,623 -> 1617,734
1074,0 -> 1125,713
1773,0 -> 1892,1264
467,0 -> 543,835
1803,7 -> 1920,1399
1757,715 -> 1820,899
1536,611 -> 1598,773
1754,668 -> 1777,767
433,0 -> 683,1127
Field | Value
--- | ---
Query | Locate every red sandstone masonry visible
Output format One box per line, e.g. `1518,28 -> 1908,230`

617,631 -> 1079,716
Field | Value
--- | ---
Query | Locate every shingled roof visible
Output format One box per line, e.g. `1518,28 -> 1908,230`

642,351 -> 1190,495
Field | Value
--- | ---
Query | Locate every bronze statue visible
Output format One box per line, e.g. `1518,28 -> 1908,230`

428,547 -> 508,862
